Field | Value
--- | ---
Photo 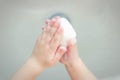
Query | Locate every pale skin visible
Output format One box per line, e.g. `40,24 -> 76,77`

12,17 -> 97,80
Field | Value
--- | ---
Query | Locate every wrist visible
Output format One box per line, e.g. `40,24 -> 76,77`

65,58 -> 82,68
12,56 -> 45,80
28,55 -> 45,75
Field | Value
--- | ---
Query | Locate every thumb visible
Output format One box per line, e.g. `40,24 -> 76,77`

67,38 -> 77,52
53,46 -> 66,62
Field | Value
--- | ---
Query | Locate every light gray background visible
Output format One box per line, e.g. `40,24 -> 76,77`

0,0 -> 120,80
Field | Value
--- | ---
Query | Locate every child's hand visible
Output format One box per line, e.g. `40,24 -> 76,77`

60,38 -> 80,66
32,18 -> 66,69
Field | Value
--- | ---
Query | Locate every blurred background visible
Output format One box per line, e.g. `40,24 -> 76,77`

0,0 -> 120,80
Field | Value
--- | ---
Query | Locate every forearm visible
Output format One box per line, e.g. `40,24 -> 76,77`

12,56 -> 44,80
65,58 -> 97,80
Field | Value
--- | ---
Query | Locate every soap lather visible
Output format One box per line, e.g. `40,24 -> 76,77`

49,13 -> 76,47
59,18 -> 76,47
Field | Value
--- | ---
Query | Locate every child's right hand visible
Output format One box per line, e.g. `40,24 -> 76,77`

60,38 -> 80,67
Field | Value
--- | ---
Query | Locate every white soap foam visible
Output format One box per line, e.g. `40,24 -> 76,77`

60,18 -> 76,46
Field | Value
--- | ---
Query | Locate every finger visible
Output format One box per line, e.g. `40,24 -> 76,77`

41,25 -> 52,44
67,38 -> 77,46
53,46 -> 66,62
45,26 -> 52,43
47,23 -> 58,38
48,19 -> 60,42
47,18 -> 60,38
50,27 -> 63,50
41,18 -> 61,44
40,25 -> 47,41
45,19 -> 51,24
49,18 -> 56,27
45,18 -> 56,27
67,38 -> 77,53
49,18 -> 61,38
52,18 -> 60,28
42,24 -> 58,43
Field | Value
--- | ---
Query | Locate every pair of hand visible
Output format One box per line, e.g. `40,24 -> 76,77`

32,17 -> 79,69
12,17 -> 97,80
